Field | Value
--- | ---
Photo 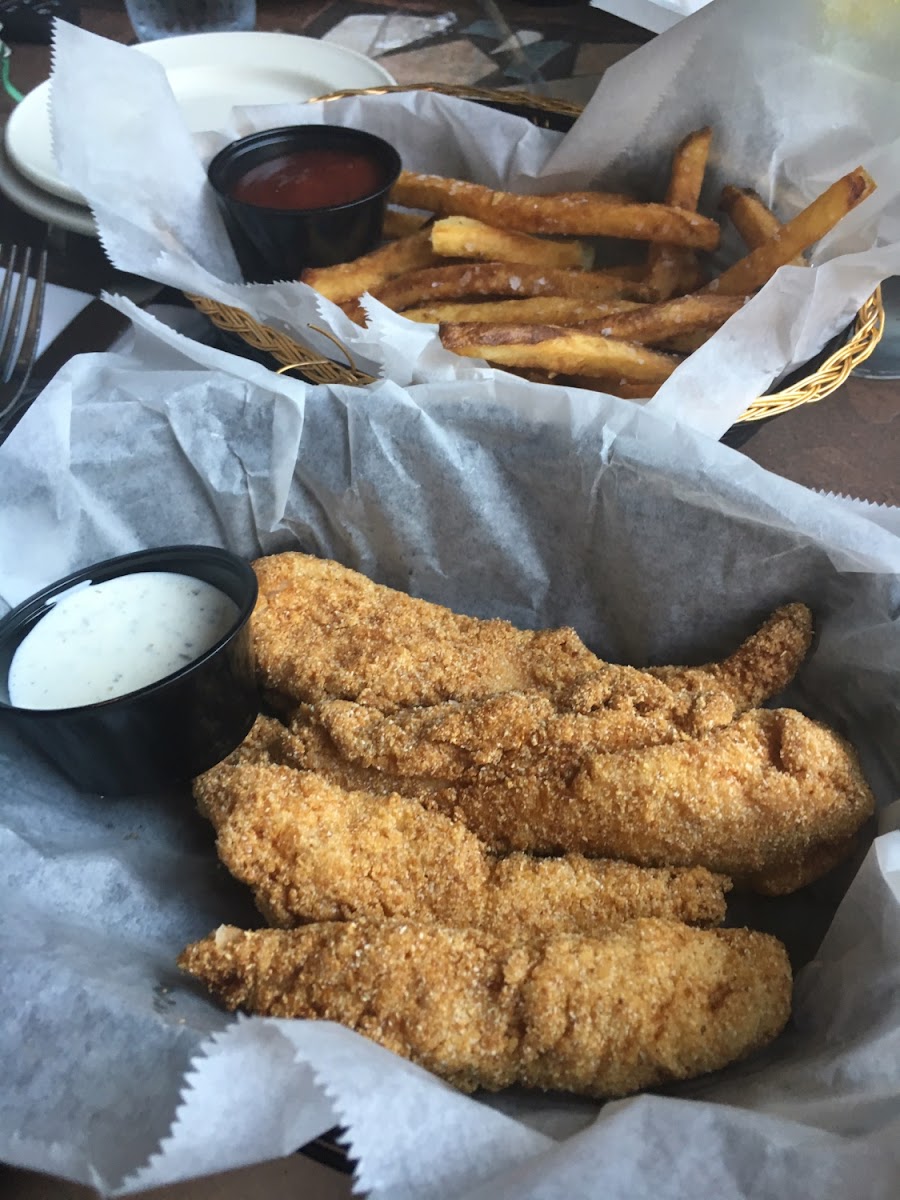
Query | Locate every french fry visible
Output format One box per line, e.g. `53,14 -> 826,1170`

302,228 -> 439,304
647,128 -> 713,301
431,215 -> 593,270
321,144 -> 876,396
567,375 -> 662,399
719,186 -> 806,264
383,207 -> 433,239
502,366 -> 557,385
662,128 -> 712,212
391,170 -> 721,249
472,367 -> 661,399
401,297 -> 644,326
438,322 -> 681,384
577,293 -> 747,345
393,169 -> 631,212
708,167 -> 876,296
370,262 -> 650,313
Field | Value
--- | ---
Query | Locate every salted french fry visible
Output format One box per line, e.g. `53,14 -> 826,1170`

431,216 -> 592,270
394,169 -> 630,211
438,322 -> 681,384
567,374 -> 661,399
501,366 -> 557,385
708,167 -> 876,296
391,170 -> 721,249
499,368 -> 660,398
400,297 -> 644,326
383,207 -> 433,239
577,293 -> 746,345
301,228 -> 439,304
719,185 -> 783,247
647,128 -> 713,301
664,128 -> 712,212
370,262 -> 649,313
719,186 -> 806,264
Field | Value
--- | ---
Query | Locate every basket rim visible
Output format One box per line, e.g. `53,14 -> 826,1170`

194,82 -> 886,419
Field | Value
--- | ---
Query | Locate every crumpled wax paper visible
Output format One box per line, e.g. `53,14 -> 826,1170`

47,0 -> 900,438
0,304 -> 898,1198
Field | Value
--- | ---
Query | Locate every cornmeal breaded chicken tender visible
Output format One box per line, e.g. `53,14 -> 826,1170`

179,918 -> 793,1098
250,553 -> 811,717
309,671 -> 737,776
195,720 -> 731,934
251,552 -> 603,710
233,705 -> 873,894
648,600 -> 813,712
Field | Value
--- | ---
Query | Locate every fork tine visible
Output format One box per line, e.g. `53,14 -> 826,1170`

0,245 -> 47,422
0,244 -> 19,366
12,246 -> 46,382
0,244 -> 30,379
0,244 -> 30,381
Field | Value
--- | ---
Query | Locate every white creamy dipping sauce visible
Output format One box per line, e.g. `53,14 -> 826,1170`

7,571 -> 240,710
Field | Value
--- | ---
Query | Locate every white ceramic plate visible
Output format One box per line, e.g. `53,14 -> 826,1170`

0,137 -> 97,237
5,30 -> 396,206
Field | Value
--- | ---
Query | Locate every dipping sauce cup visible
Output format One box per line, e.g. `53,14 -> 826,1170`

207,124 -> 402,283
0,546 -> 259,795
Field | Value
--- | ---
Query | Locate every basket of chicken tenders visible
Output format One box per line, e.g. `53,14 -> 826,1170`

47,0 -> 897,437
1,296 -> 898,1197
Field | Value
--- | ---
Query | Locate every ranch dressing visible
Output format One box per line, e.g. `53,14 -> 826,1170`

8,572 -> 239,710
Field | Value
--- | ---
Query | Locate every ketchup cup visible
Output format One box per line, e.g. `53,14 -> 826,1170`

208,124 -> 402,283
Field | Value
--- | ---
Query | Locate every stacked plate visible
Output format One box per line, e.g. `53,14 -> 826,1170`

0,31 -> 395,237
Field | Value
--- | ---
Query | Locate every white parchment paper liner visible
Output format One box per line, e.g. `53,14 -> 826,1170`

0,304 -> 898,1196
47,0 -> 900,438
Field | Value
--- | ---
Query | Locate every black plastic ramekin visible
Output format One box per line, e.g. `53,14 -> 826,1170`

0,545 -> 259,795
207,123 -> 402,283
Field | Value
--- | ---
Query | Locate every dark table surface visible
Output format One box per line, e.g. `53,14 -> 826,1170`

0,0 -> 897,507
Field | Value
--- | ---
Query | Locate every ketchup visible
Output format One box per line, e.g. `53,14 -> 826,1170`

230,147 -> 385,211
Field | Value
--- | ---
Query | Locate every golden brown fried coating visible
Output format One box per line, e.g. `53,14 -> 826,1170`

745,835 -> 861,896
224,705 -> 870,894
195,724 -> 731,934
178,918 -> 792,1098
413,709 -> 873,886
313,668 -> 737,778
651,602 -> 813,712
250,552 -> 601,710
250,554 -> 811,716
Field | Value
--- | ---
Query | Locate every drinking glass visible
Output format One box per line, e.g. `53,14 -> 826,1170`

124,0 -> 256,41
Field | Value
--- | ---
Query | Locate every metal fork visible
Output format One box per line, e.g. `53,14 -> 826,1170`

0,243 -> 47,422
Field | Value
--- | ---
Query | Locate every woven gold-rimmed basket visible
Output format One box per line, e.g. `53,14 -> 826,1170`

191,83 -> 885,423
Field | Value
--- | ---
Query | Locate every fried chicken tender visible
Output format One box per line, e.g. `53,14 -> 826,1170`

650,601 -> 813,713
312,668 -> 738,777
745,835 -> 860,896
239,705 -> 872,893
251,552 -> 601,710
178,918 -> 792,1098
423,708 -> 873,890
195,723 -> 731,934
250,553 -> 811,716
